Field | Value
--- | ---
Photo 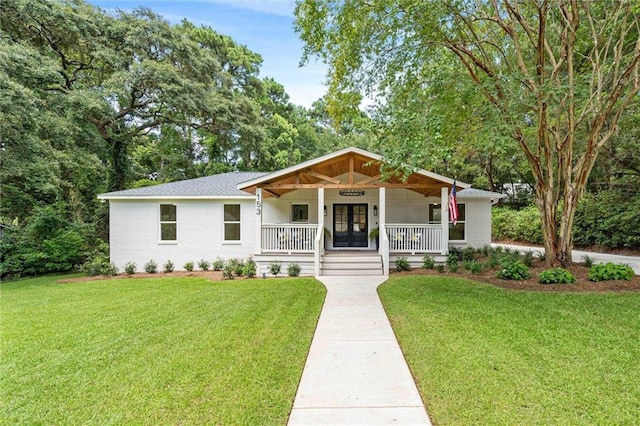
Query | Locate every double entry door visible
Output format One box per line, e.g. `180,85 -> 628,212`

333,204 -> 368,248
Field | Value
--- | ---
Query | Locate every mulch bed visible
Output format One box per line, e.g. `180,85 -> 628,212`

59,260 -> 640,293
393,260 -> 640,293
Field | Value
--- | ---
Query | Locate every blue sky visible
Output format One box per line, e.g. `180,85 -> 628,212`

87,0 -> 327,108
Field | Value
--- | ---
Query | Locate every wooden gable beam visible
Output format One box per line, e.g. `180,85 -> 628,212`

356,174 -> 381,185
260,188 -> 281,198
303,170 -> 341,184
348,155 -> 354,184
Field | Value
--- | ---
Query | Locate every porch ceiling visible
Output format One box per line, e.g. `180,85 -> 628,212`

241,151 -> 461,198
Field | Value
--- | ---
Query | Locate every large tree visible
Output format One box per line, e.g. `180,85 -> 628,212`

2,0 -> 265,191
295,0 -> 640,265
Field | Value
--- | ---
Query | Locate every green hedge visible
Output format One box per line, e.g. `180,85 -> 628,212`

573,190 -> 640,250
0,204 -> 99,278
492,205 -> 543,244
492,189 -> 640,250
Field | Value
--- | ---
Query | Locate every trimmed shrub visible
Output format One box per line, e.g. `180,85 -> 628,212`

243,258 -> 257,278
446,254 -> 459,271
422,255 -> 436,269
163,260 -> 174,273
287,263 -> 302,277
269,262 -> 281,276
213,256 -> 225,271
183,261 -> 194,272
124,262 -> 136,275
227,258 -> 244,276
395,257 -> 411,272
222,262 -> 234,280
539,268 -> 576,284
497,259 -> 530,280
448,246 -> 463,261
82,254 -> 118,276
144,260 -> 158,274
486,254 -> 500,269
463,260 -> 484,274
588,263 -> 634,282
461,246 -> 476,262
198,259 -> 210,271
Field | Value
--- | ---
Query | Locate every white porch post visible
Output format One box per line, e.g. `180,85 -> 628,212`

255,188 -> 262,254
379,187 -> 389,276
315,187 -> 324,276
441,186 -> 449,255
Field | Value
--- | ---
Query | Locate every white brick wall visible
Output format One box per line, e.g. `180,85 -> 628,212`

109,199 -> 256,271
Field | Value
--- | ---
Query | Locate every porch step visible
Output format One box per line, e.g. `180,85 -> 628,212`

320,253 -> 384,276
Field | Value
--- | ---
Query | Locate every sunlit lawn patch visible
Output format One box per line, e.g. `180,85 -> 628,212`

379,276 -> 640,425
1,275 -> 325,424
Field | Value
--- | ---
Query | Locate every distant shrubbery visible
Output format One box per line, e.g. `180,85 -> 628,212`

573,190 -> 640,250
0,204 -> 99,279
492,206 -> 543,245
493,189 -> 640,250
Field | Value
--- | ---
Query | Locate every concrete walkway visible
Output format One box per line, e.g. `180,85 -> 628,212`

288,276 -> 431,425
492,243 -> 640,274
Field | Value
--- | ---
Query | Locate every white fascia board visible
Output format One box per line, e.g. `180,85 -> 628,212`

97,195 -> 254,201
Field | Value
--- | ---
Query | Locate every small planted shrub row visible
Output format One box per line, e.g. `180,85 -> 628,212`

497,259 -> 531,280
588,262 -> 634,282
539,268 -> 576,284
118,256 -> 256,278
267,261 -> 303,277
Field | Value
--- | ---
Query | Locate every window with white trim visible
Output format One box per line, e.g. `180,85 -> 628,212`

160,204 -> 177,241
224,204 -> 241,241
292,204 -> 309,223
428,203 -> 466,241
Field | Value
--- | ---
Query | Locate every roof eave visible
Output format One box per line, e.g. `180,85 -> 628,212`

97,195 -> 254,201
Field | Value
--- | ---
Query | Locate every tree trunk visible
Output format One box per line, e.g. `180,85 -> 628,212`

107,134 -> 129,191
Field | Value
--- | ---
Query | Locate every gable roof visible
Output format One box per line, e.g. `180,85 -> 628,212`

238,146 -> 470,198
97,172 -> 268,200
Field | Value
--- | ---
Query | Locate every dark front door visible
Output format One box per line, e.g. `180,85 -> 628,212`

333,204 -> 368,247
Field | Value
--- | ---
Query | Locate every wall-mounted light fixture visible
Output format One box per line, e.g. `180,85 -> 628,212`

324,205 -> 327,216
373,205 -> 378,216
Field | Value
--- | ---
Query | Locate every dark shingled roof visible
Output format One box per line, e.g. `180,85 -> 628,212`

98,172 -> 269,199
457,188 -> 506,198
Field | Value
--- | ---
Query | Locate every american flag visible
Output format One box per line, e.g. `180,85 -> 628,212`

449,181 -> 459,225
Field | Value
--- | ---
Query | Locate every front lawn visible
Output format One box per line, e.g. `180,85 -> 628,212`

1,275 -> 325,425
379,276 -> 640,425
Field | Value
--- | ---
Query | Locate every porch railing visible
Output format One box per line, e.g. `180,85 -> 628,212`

261,224 -> 318,253
386,224 -> 442,253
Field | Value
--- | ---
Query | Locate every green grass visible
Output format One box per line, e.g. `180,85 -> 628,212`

1,275 -> 325,425
379,276 -> 640,425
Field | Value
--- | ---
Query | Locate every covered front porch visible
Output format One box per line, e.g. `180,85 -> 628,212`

238,147 -> 467,276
